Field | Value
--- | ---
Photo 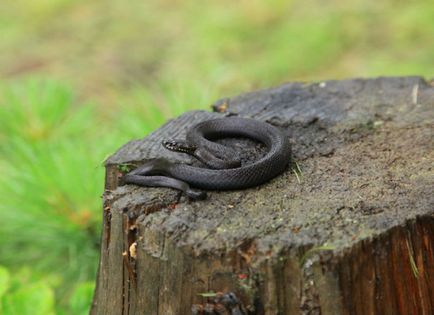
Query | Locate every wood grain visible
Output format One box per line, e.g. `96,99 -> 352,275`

91,76 -> 434,315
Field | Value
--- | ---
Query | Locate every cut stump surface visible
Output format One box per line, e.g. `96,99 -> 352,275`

91,77 -> 434,315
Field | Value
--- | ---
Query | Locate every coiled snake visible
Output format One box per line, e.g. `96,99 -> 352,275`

122,117 -> 291,199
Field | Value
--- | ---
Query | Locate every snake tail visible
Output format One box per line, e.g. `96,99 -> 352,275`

122,159 -> 207,200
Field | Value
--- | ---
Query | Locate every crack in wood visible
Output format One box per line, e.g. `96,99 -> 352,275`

92,77 -> 434,315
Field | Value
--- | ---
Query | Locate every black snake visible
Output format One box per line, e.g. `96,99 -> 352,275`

122,117 -> 291,199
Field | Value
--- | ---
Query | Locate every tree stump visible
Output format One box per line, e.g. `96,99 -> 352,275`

91,77 -> 434,315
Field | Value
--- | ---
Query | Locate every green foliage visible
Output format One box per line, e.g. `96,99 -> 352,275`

0,80 -> 105,314
0,79 -> 94,145
0,266 -> 56,315
0,266 -> 11,299
2,283 -> 56,315
0,265 -> 94,315
0,81 -> 101,283
1,1 -> 433,103
0,78 -> 182,314
68,282 -> 95,315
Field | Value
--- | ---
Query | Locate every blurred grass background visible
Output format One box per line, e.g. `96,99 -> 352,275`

0,0 -> 433,314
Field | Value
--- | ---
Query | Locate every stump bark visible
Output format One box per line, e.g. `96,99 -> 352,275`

91,76 -> 434,315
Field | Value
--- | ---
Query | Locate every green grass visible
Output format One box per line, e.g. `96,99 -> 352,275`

0,80 -> 103,313
0,265 -> 94,315
0,0 -> 433,313
0,79 -> 215,314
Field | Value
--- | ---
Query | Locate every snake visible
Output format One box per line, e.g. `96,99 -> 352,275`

121,117 -> 291,200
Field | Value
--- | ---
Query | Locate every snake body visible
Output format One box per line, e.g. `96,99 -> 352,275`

122,117 -> 291,199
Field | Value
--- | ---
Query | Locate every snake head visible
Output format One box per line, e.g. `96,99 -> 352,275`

162,139 -> 197,154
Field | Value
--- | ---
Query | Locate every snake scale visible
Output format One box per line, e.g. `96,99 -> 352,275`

122,117 -> 291,199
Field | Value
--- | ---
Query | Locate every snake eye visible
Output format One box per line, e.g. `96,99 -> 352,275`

162,139 -> 197,154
